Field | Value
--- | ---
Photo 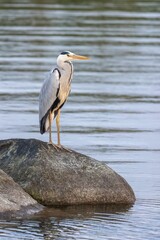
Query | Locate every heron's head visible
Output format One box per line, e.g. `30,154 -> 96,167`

57,51 -> 89,63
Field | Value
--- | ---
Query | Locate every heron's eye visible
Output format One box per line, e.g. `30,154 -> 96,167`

67,54 -> 70,57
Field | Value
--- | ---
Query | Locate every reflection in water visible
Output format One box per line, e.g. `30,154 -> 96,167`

35,204 -> 132,220
0,0 -> 160,239
0,204 -> 133,240
37,205 -> 132,239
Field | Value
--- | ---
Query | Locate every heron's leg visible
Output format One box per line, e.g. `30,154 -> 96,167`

49,111 -> 53,144
48,111 -> 59,151
56,109 -> 61,146
56,110 -> 72,152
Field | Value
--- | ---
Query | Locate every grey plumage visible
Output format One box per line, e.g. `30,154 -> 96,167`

39,51 -> 89,147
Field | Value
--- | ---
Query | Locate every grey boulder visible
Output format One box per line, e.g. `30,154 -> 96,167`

0,139 -> 135,206
0,169 -> 43,218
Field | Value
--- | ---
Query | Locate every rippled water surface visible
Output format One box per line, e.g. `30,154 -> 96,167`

0,0 -> 160,239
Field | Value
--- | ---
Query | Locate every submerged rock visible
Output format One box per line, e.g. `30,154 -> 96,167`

0,139 -> 135,206
0,169 -> 43,218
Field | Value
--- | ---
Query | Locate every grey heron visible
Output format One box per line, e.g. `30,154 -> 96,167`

39,51 -> 89,149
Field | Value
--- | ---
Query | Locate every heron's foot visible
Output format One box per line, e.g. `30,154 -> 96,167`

48,142 -> 72,152
48,141 -> 60,151
56,144 -> 72,152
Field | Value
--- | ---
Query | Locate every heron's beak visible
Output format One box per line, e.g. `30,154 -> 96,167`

71,54 -> 89,60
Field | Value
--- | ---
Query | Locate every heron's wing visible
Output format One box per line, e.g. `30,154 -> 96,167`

39,68 -> 60,133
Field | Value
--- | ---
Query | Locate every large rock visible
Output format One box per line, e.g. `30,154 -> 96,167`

0,139 -> 135,206
0,169 -> 43,218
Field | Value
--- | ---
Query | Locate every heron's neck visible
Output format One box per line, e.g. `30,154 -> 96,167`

57,59 -> 73,74
57,58 -> 71,69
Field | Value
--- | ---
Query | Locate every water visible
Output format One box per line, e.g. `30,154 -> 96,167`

0,0 -> 160,239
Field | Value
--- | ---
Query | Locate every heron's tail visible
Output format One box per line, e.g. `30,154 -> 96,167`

40,114 -> 49,134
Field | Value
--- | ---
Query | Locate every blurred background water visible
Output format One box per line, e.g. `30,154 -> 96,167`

0,0 -> 160,239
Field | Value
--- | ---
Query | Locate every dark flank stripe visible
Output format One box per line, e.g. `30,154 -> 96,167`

56,84 -> 60,97
54,100 -> 66,119
50,97 -> 60,112
54,68 -> 61,79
